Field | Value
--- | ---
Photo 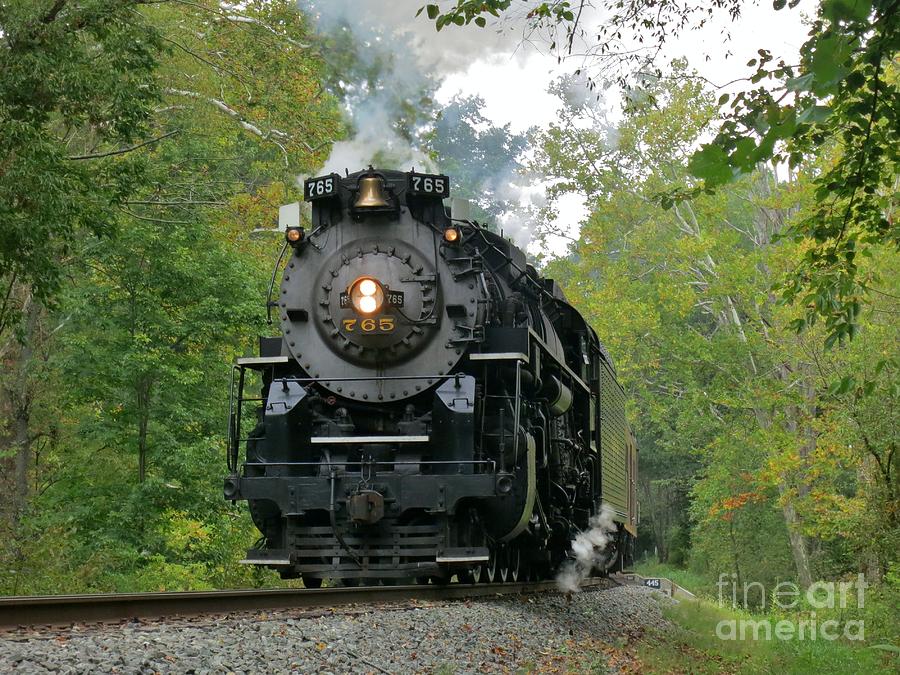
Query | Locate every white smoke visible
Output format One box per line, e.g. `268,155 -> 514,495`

556,503 -> 619,593
304,0 -> 526,174
321,91 -> 435,175
306,1 -> 525,75
300,1 -> 598,252
493,174 -> 547,248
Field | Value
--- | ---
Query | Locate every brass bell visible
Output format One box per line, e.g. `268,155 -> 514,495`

354,175 -> 389,209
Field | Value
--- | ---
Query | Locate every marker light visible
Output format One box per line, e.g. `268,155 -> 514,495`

349,277 -> 385,316
443,226 -> 460,243
286,227 -> 304,245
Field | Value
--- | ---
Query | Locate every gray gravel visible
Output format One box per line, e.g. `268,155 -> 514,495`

0,585 -> 672,674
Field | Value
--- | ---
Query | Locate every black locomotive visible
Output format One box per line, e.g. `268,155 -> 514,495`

224,168 -> 637,586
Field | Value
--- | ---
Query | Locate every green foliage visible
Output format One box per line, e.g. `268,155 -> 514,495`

637,597 -> 897,674
534,65 -> 898,593
0,0 -> 342,594
705,5 -> 899,347
418,0 -> 900,347
0,1 -> 165,330
426,95 -> 532,229
418,2 -> 511,31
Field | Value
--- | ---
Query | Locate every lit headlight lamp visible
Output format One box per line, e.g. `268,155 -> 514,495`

349,277 -> 385,315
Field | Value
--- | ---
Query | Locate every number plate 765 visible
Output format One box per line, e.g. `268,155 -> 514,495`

342,317 -> 395,333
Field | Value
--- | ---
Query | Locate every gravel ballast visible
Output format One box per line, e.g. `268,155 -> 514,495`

0,585 -> 672,673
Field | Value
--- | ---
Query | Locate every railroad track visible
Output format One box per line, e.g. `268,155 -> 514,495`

0,578 -> 617,628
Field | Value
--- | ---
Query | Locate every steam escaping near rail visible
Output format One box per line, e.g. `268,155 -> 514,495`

556,503 -> 618,593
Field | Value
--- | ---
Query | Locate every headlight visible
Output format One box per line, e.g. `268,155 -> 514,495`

349,277 -> 385,315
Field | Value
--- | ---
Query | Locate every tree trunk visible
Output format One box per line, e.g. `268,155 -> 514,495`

777,488 -> 813,588
11,299 -> 39,524
754,390 -> 815,588
777,363 -> 816,588
728,518 -> 744,603
136,377 -> 151,483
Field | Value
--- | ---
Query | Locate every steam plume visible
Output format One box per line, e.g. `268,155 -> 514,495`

556,503 -> 619,593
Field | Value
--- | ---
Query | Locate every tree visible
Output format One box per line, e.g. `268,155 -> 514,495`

0,0 -> 343,593
427,95 -> 532,230
420,1 -> 900,344
536,68 -> 899,587
1,0 -> 167,531
0,1 -> 166,333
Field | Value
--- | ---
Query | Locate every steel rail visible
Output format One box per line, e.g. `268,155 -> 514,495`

0,578 -> 613,628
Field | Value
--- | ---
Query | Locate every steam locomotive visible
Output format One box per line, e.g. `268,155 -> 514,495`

224,168 -> 637,586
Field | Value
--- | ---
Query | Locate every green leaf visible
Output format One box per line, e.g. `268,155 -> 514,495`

810,34 -> 854,93
718,93 -> 730,105
844,70 -> 866,90
731,137 -> 758,169
828,375 -> 855,395
474,16 -> 487,27
797,105 -> 831,124
822,0 -> 872,23
426,4 -> 440,20
785,73 -> 814,92
688,144 -> 733,186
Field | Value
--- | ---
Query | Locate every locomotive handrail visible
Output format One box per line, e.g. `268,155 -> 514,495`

277,374 -> 456,383
527,327 -> 591,393
265,242 -> 288,325
228,367 -> 462,473
243,460 -> 497,468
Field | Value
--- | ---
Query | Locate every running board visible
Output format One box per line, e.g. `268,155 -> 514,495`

436,547 -> 490,563
240,550 -> 292,566
310,435 -> 429,444
240,558 -> 291,566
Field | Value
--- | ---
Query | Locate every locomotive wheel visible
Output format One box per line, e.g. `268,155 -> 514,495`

457,565 -> 482,584
302,576 -> 323,589
482,547 -> 498,583
498,548 -> 510,583
508,547 -> 522,582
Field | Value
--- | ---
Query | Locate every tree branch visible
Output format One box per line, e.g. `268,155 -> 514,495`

119,207 -> 192,225
219,15 -> 309,49
42,0 -> 68,24
66,130 -> 180,160
164,88 -> 291,164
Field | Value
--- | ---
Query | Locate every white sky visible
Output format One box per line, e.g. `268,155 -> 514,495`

433,1 -> 809,255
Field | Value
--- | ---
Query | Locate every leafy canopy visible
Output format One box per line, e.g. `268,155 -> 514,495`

419,1 -> 900,346
0,1 -> 165,319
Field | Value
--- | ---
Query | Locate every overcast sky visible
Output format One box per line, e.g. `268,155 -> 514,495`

436,2 -> 808,132
431,1 -> 808,254
308,1 -> 810,255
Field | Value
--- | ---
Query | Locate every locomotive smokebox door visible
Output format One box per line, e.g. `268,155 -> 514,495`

348,490 -> 385,524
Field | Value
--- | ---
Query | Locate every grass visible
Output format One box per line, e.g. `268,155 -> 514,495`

636,597 -> 897,674
628,562 -> 898,674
